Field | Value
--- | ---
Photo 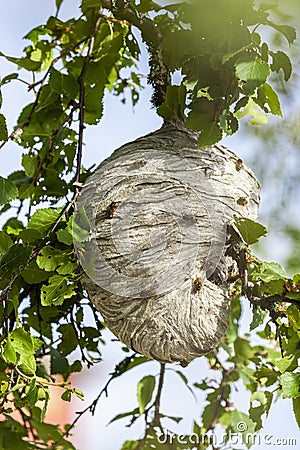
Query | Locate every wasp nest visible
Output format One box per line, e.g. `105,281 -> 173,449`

74,120 -> 260,365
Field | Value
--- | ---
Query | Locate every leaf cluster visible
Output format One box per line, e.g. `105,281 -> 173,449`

154,0 -> 296,146
0,1 -> 299,449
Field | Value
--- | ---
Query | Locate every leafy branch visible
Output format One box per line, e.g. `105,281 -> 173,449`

100,0 -> 170,106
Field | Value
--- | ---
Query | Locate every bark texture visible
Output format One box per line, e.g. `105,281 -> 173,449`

75,120 -> 260,364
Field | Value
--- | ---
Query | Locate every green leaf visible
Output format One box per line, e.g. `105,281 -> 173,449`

42,168 -> 68,197
11,327 -> 43,353
56,0 -> 64,10
0,231 -> 13,256
10,328 -> 43,375
161,30 -> 197,71
157,85 -> 186,121
220,112 -> 239,135
0,113 -> 8,141
202,401 -> 223,430
84,83 -> 105,125
137,375 -> 156,414
21,208 -> 59,242
256,83 -> 282,116
229,410 -> 256,447
255,366 -> 277,387
70,360 -> 83,373
249,404 -> 264,431
136,0 -> 161,13
275,354 -> 299,373
250,306 -> 265,330
286,292 -> 300,300
61,390 -> 72,402
56,260 -> 78,275
292,397 -> 300,427
3,336 -> 18,365
49,68 -> 78,99
235,97 -> 268,125
250,391 -> 267,405
81,0 -> 100,10
50,347 -> 69,378
293,273 -> 300,283
280,372 -> 300,399
41,274 -> 76,306
57,229 -> 73,245
0,72 -> 18,86
22,154 -> 38,177
266,22 -> 296,45
72,206 -> 90,243
0,176 -> 19,205
37,246 -> 61,271
21,260 -> 52,284
185,98 -> 215,131
33,421 -> 75,448
0,244 -> 32,276
235,55 -> 270,93
235,217 -> 267,245
249,391 -> 273,427
198,122 -> 223,148
114,355 -> 150,377
157,102 -> 175,121
26,379 -> 39,408
0,428 -> 31,450
4,217 -> 24,235
257,261 -> 286,282
36,246 -> 77,274
0,51 -> 42,71
261,278 -> 285,295
108,407 -> 140,425
57,324 -> 78,356
270,50 -> 292,82
121,441 -> 139,450
234,337 -> 254,363
74,389 -> 84,401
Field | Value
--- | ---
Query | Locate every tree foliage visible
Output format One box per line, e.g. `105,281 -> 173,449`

0,1 -> 299,449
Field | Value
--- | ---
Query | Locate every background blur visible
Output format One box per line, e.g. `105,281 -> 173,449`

0,1 -> 299,449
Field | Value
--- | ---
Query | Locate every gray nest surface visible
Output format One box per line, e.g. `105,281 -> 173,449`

74,120 -> 260,365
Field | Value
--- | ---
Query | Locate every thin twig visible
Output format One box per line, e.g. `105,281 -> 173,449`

153,363 -> 166,429
53,353 -> 140,447
100,0 -> 170,106
70,306 -> 94,368
0,274 -> 19,332
53,373 -> 115,447
14,366 -> 70,388
206,378 -> 229,432
74,12 -> 102,190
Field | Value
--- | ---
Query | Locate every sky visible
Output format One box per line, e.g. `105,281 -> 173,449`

0,1 -> 299,449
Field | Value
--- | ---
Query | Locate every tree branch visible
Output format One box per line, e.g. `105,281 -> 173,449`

100,0 -> 170,106
153,363 -> 166,429
74,12 -> 102,190
53,353 -> 139,446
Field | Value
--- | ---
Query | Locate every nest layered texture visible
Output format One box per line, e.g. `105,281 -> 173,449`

76,121 -> 260,364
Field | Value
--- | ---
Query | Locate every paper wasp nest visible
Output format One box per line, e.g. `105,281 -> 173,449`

74,120 -> 260,365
